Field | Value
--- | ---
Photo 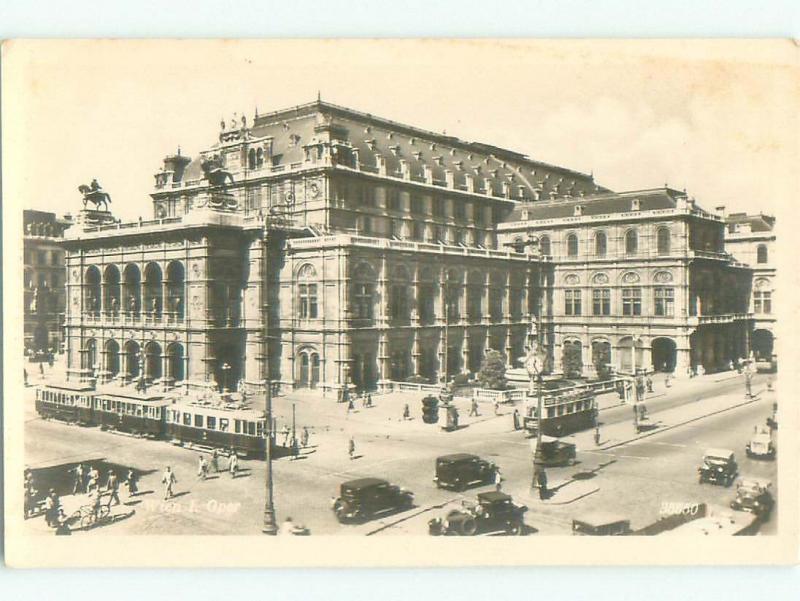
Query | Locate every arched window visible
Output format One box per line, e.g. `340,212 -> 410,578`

351,263 -> 376,322
467,271 -> 484,323
84,266 -> 101,316
595,231 -> 607,256
625,229 -> 638,255
166,343 -> 185,383
566,233 -> 579,257
143,262 -> 163,319
417,267 -> 437,325
445,269 -> 462,323
123,264 -> 141,316
248,148 -> 256,170
297,264 -> 318,319
489,272 -> 505,322
256,148 -> 264,168
657,227 -> 671,255
104,339 -> 120,378
757,244 -> 768,264
166,261 -> 185,321
103,265 -> 121,316
539,235 -> 551,256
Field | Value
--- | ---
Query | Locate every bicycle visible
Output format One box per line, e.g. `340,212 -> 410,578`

74,501 -> 111,529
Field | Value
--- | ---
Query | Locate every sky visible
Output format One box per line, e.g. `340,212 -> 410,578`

4,39 -> 797,224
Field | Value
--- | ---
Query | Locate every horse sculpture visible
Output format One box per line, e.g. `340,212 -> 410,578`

200,156 -> 235,187
78,180 -> 112,211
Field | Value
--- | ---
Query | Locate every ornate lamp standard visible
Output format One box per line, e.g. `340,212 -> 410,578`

261,197 -> 292,535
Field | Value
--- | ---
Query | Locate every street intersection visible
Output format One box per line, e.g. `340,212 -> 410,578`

23,366 -> 777,536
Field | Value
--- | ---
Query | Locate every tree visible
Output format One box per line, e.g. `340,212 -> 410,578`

592,341 -> 612,380
477,350 -> 507,390
562,341 -> 583,378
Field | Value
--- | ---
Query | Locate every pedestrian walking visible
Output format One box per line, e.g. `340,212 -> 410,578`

469,398 -> 480,417
290,436 -> 300,461
366,393 -> 373,408
44,489 -> 60,527
86,465 -> 99,493
745,372 -> 753,398
361,393 -> 368,408
300,426 -> 310,448
281,424 -> 291,447
493,399 -> 501,416
210,449 -> 219,473
512,409 -> 520,431
402,403 -> 410,420
71,463 -> 85,495
537,469 -> 548,501
24,368 -> 28,387
197,455 -> 208,480
646,375 -> 653,393
348,437 -> 355,460
106,470 -> 121,506
229,451 -> 239,478
347,395 -> 355,412
39,362 -> 45,376
594,424 -> 601,446
494,468 -> 503,492
161,466 -> 177,500
125,468 -> 138,497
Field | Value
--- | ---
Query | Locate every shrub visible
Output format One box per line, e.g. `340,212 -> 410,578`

477,350 -> 507,390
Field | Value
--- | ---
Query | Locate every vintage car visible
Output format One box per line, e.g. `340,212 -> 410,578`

698,448 -> 739,487
746,428 -> 776,460
428,491 -> 528,536
536,437 -> 578,467
433,453 -> 497,490
730,478 -> 774,520
572,511 -> 632,536
331,477 -> 414,524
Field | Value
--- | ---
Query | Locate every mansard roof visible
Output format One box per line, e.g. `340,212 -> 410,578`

725,212 -> 775,233
240,100 -> 607,200
503,188 -> 717,223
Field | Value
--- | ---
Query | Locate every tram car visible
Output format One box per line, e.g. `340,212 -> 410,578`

523,388 -> 597,437
35,384 -> 95,425
166,399 -> 270,458
93,394 -> 171,438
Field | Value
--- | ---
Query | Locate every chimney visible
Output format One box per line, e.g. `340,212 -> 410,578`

631,198 -> 641,211
715,205 -> 726,220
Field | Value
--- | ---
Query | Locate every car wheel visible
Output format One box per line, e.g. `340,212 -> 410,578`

507,521 -> 523,536
460,518 -> 477,536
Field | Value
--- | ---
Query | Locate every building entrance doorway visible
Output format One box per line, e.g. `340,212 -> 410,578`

651,337 -> 677,372
297,350 -> 320,389
752,329 -> 774,362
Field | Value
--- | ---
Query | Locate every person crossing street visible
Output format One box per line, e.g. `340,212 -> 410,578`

229,451 -> 239,479
106,470 -> 121,506
161,466 -> 177,500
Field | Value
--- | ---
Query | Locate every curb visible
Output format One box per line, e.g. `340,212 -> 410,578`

599,396 -> 761,451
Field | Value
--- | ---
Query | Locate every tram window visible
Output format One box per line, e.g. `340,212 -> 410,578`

234,420 -> 242,434
557,405 -> 565,416
254,422 -> 262,437
547,407 -> 556,418
207,416 -> 217,430
183,413 -> 192,426
249,422 -> 257,436
194,414 -> 203,428
219,418 -> 229,432
171,410 -> 178,422
136,405 -> 143,416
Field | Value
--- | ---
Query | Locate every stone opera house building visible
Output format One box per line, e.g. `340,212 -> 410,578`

58,99 -> 756,400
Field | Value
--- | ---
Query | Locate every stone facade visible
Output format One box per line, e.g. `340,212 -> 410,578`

724,212 -> 776,362
497,189 -> 754,377
24,210 -> 72,354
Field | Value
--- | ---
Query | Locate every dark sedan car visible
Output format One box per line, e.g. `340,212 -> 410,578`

434,453 -> 497,491
331,477 -> 414,523
428,491 -> 528,536
698,448 -> 738,487
730,478 -> 774,521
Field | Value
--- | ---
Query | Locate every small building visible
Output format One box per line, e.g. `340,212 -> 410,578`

23,210 -> 72,355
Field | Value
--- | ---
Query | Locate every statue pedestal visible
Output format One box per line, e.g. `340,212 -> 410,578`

75,209 -> 117,229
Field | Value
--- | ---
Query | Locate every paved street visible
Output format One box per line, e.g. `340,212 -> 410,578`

23,367 -> 777,537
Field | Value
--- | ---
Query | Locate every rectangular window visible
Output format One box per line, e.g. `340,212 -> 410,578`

194,414 -> 203,428
622,287 -> 642,316
565,289 -> 582,315
411,221 -> 424,241
754,291 -> 771,314
410,194 -> 424,215
234,419 -> 242,434
386,188 -> 400,211
207,416 -> 216,430
361,186 -> 375,207
38,251 -> 46,265
390,220 -> 402,240
361,216 -> 372,234
219,418 -> 229,432
473,204 -> 485,227
592,288 -> 610,316
299,284 -> 318,319
453,201 -> 466,221
654,287 -> 675,317
431,195 -> 444,217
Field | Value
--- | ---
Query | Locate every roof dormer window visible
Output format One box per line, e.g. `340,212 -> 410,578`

574,205 -> 583,216
631,198 -> 641,211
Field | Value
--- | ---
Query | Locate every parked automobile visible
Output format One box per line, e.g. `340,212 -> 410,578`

433,453 -> 497,491
428,491 -> 527,536
698,448 -> 738,487
746,428 -> 776,460
572,511 -> 632,535
730,478 -> 774,521
331,478 -> 414,524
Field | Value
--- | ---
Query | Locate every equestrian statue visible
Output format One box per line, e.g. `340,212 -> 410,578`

78,179 -> 112,211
